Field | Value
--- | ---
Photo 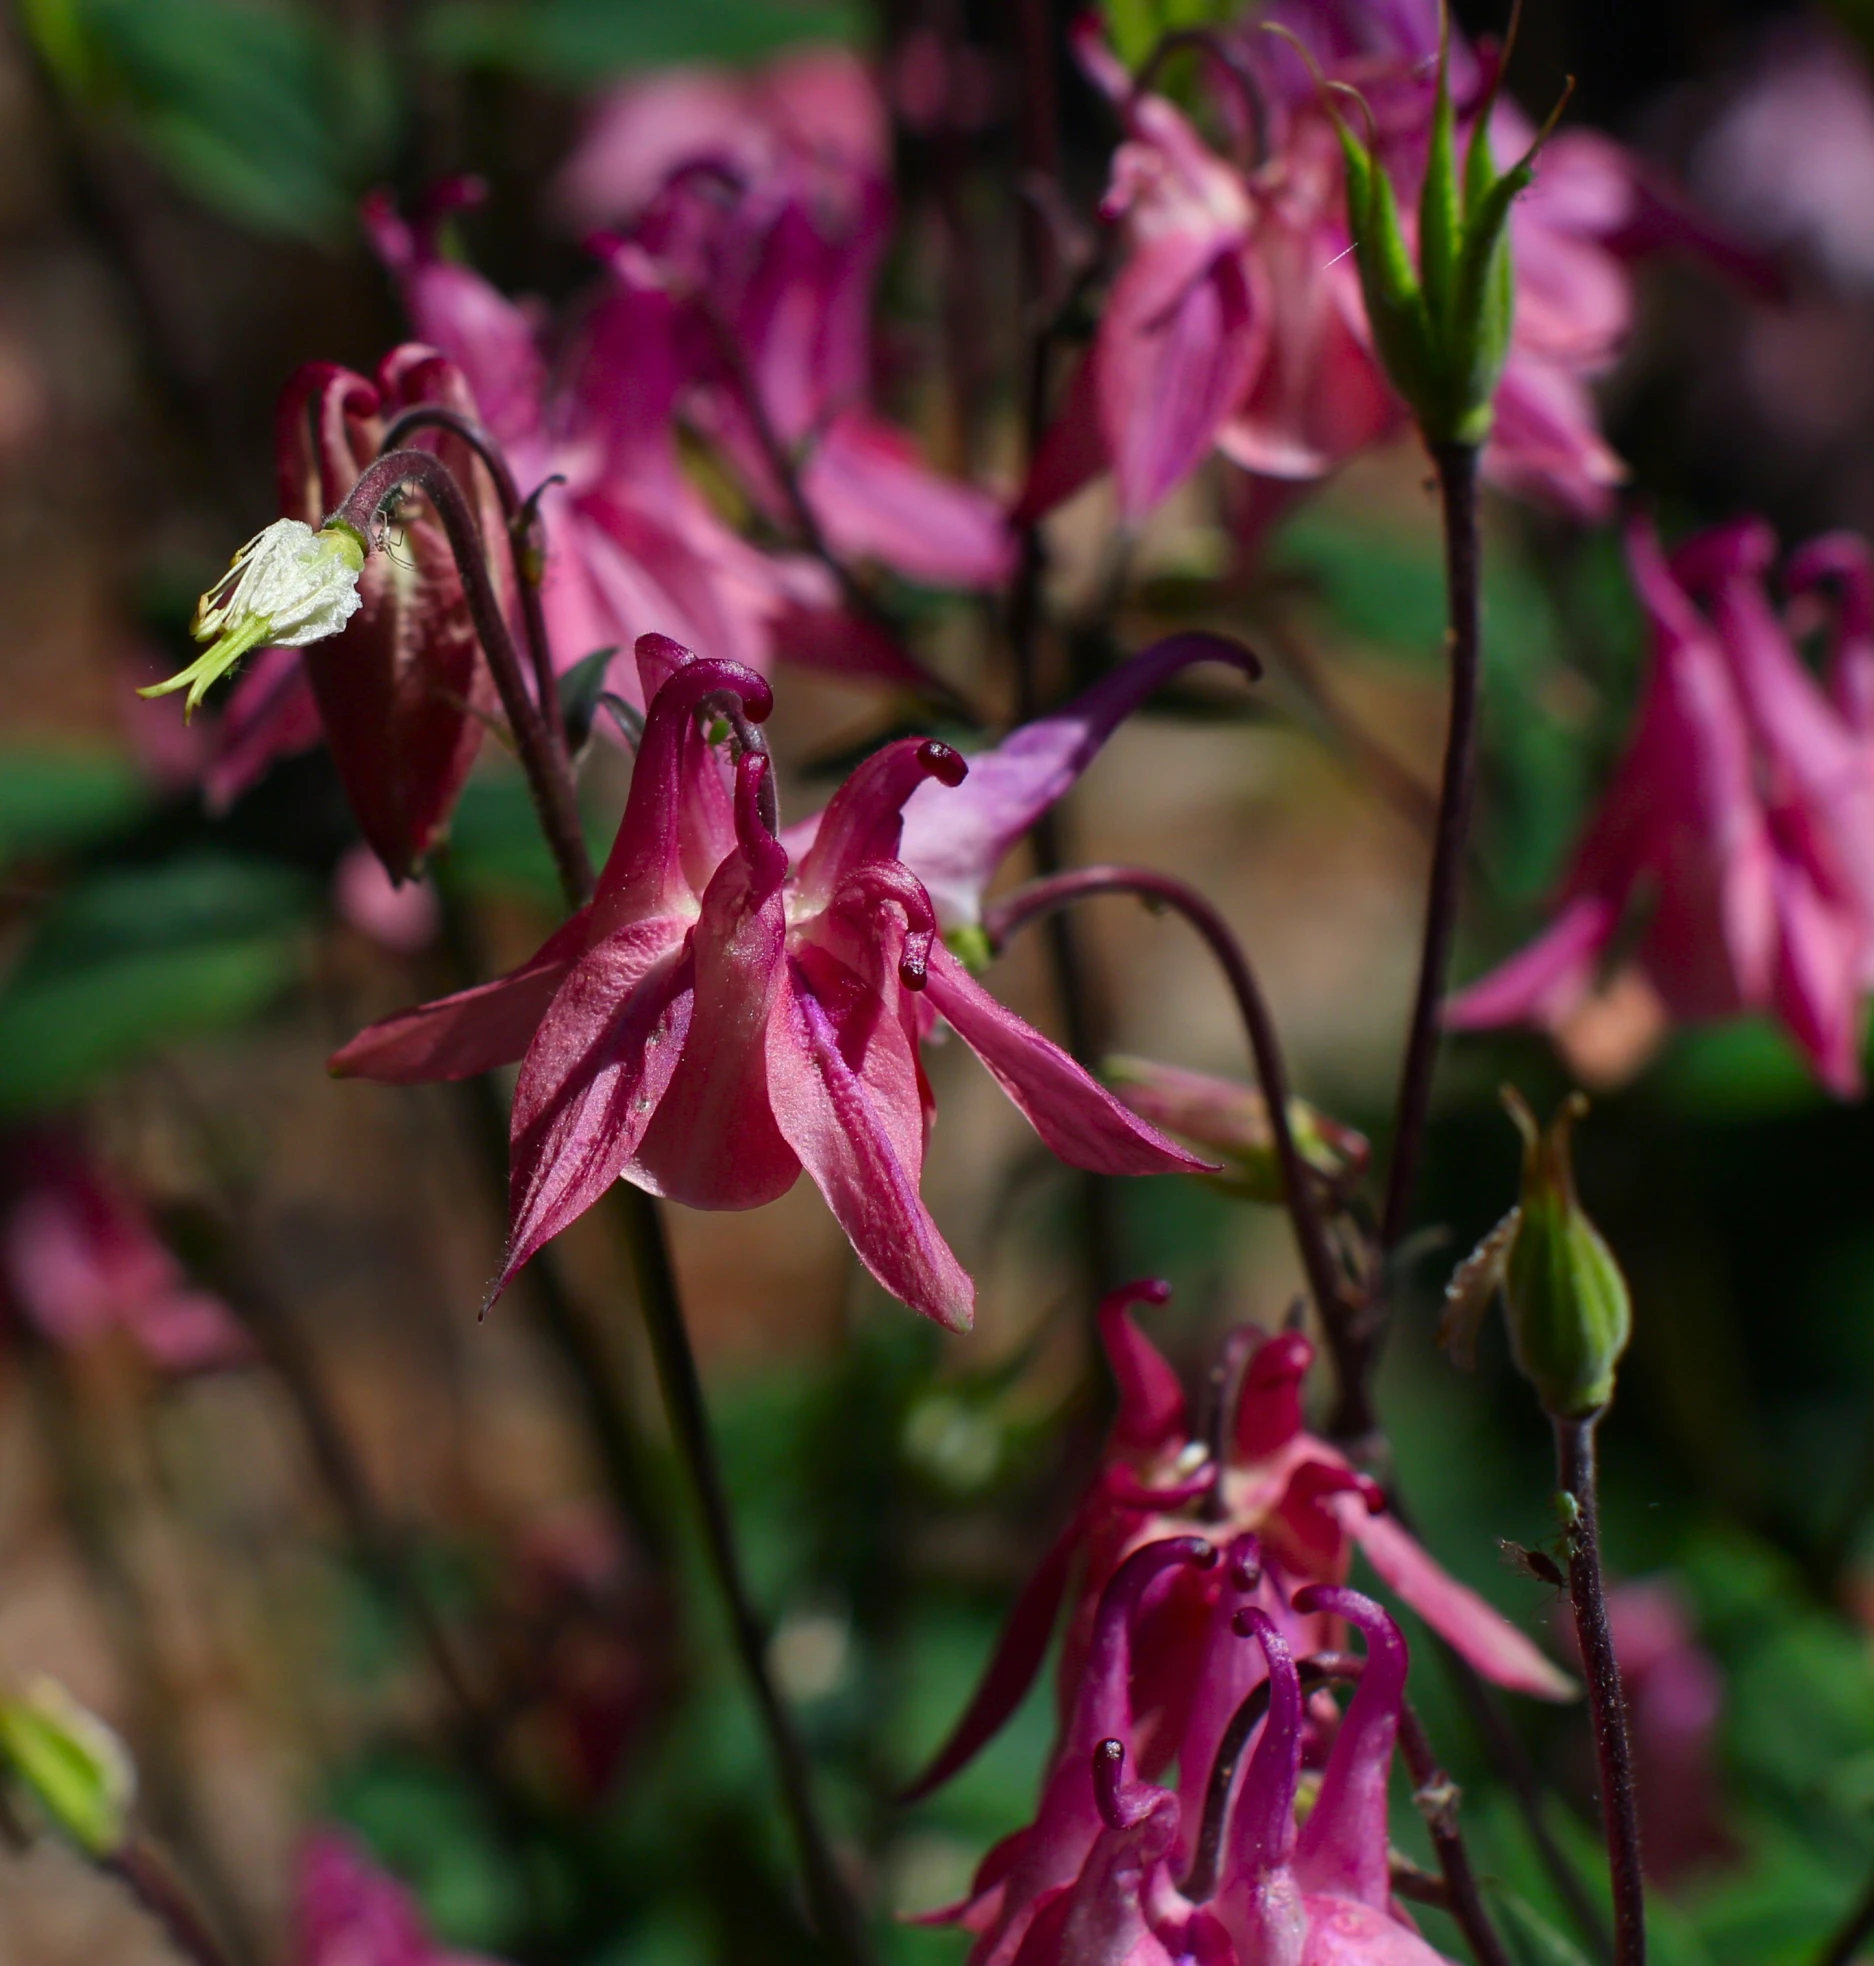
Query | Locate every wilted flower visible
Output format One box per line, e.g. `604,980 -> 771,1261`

331,636 -> 1228,1329
1448,516 -> 1874,1095
903,1280 -> 1570,1815
146,518 -> 363,720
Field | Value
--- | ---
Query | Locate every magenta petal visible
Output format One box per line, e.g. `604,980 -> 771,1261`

923,946 -> 1213,1177
497,923 -> 694,1297
1019,353 -> 1111,523
899,632 -> 1257,929
1333,1499 -> 1575,1701
1097,1281 -> 1187,1451
801,409 -> 1015,587
329,913 -> 591,1084
1096,232 -> 1259,523
766,965 -> 975,1331
796,736 -> 968,908
897,1506 -> 1086,1802
1443,892 -> 1618,1030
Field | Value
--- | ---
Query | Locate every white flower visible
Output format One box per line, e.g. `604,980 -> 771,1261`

142,517 -> 366,718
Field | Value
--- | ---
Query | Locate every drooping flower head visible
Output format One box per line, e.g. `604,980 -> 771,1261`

902,1281 -> 1570,1821
331,635 -> 1254,1329
1448,516 -> 1874,1095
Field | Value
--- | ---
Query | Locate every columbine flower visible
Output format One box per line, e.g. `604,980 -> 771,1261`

1027,4 -> 1707,534
144,518 -> 363,720
0,1130 -> 247,1372
331,636 -> 1212,1329
920,1528 -> 1461,1966
296,1831 -> 506,1966
1448,516 -> 1874,1095
902,1281 -> 1570,1814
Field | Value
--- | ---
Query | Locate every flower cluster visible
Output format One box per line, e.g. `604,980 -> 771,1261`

1024,6 -> 1690,535
1450,520 -> 1874,1095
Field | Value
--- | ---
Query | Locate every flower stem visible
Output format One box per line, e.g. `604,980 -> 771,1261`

986,865 -> 1355,1353
105,1836 -> 235,1966
1554,1412 -> 1646,1966
1397,1696 -> 1514,1966
613,1185 -> 876,1966
1353,439 -> 1486,1441
331,449 -> 593,913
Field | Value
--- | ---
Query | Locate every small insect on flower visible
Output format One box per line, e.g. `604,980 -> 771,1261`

142,517 -> 367,719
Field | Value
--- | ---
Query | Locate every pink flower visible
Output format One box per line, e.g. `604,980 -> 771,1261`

294,1832 -> 503,1966
1028,6 -> 1697,533
333,844 -> 442,955
0,1131 -> 246,1372
330,635 -> 1225,1329
902,1282 -> 1570,1817
920,1522 -> 1461,1966
556,48 -> 1013,589
1449,517 -> 1874,1096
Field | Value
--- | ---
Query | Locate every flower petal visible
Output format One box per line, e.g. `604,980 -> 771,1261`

922,945 -> 1214,1177
497,920 -> 694,1297
766,961 -> 974,1331
329,912 -> 592,1084
1332,1499 -> 1575,1701
1444,893 -> 1618,1030
795,736 -> 969,908
897,632 -> 1258,929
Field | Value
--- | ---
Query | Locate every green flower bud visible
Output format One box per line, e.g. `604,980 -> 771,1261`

142,517 -> 366,720
1441,1089 -> 1632,1419
0,1677 -> 135,1858
1276,10 -> 1571,449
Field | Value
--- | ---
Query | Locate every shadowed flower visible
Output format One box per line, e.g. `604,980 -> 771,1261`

555,47 -> 1013,589
902,1281 -> 1570,1814
331,636 -> 1220,1329
1448,516 -> 1874,1095
0,1130 -> 246,1373
295,1832 -> 505,1966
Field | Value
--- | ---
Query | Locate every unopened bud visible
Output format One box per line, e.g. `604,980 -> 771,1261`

1102,1055 -> 1367,1204
0,1677 -> 135,1857
1441,1089 -> 1631,1418
142,517 -> 366,719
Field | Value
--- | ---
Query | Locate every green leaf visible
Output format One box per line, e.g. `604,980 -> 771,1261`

0,749 -> 147,865
1491,1888 -> 1597,1966
418,0 -> 864,82
0,853 -> 311,1112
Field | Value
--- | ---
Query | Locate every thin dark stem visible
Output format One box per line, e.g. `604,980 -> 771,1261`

1815,1864 -> 1874,1966
613,1185 -> 876,1966
1555,1413 -> 1646,1966
105,1838 -> 236,1966
377,405 -> 564,722
331,449 -> 592,912
1378,441 -> 1484,1258
986,866 -> 1356,1367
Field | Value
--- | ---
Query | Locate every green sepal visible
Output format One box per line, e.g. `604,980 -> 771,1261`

0,1679 -> 135,1858
1417,45 -> 1463,342
944,923 -> 996,974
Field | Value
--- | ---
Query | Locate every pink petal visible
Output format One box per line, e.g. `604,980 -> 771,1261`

766,964 -> 975,1331
1299,1895 -> 1455,1966
897,631 -> 1257,929
795,736 -> 968,908
1333,1500 -> 1575,1701
329,913 -> 590,1084
629,756 -> 799,1210
1443,892 -> 1618,1030
801,410 -> 1015,587
498,922 -> 694,1295
922,945 -> 1214,1177
1095,232 -> 1260,523
1097,1281 -> 1187,1451
897,1506 -> 1086,1801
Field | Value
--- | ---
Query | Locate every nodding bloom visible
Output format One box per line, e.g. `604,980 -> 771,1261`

903,1282 -> 1570,1817
921,1528 -> 1460,1966
555,47 -> 1014,590
1027,3 -> 1704,534
0,1131 -> 246,1373
330,636 -> 1235,1330
295,1832 -> 506,1966
1448,517 -> 1874,1096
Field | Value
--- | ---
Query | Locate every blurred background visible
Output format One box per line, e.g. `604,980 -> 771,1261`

4,0 -> 1874,1962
